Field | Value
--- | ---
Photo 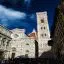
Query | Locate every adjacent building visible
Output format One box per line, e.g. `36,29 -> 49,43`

0,25 -> 12,59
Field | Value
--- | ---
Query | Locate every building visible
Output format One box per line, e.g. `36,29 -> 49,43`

36,12 -> 51,57
0,25 -> 12,59
10,28 -> 35,58
0,11 -> 51,59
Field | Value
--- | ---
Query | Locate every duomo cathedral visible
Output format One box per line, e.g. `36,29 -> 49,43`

0,12 -> 51,59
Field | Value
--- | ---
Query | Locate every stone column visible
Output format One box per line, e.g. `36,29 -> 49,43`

0,37 -> 3,49
4,39 -> 8,50
6,40 -> 11,49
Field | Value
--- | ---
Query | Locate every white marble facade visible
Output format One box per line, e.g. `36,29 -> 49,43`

10,28 -> 35,58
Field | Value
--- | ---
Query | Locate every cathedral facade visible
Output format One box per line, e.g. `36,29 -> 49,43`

10,28 -> 35,58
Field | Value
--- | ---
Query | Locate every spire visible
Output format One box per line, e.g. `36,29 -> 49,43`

32,28 -> 36,33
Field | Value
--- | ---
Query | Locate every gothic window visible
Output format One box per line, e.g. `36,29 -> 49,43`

41,27 -> 43,30
41,34 -> 43,37
41,27 -> 46,30
41,19 -> 44,23
44,27 -> 45,29
45,34 -> 46,36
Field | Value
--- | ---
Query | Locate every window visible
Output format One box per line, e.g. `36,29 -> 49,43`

26,43 -> 29,45
41,27 -> 46,30
45,34 -> 46,36
41,27 -> 43,30
44,27 -> 45,29
26,50 -> 29,52
41,19 -> 44,23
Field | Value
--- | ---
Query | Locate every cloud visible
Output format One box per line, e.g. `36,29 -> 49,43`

0,5 -> 27,20
0,5 -> 36,33
0,5 -> 27,27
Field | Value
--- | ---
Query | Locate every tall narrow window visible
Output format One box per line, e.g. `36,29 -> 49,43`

41,34 -> 43,37
44,27 -> 45,29
41,19 -> 44,23
45,34 -> 46,36
41,27 -> 43,30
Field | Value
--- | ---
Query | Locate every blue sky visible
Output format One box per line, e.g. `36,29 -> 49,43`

0,0 -> 60,34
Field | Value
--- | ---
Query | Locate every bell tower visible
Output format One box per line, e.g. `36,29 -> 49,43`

36,12 -> 51,57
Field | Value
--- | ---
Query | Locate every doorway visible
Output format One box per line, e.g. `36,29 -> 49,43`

11,53 -> 15,58
0,51 -> 4,59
